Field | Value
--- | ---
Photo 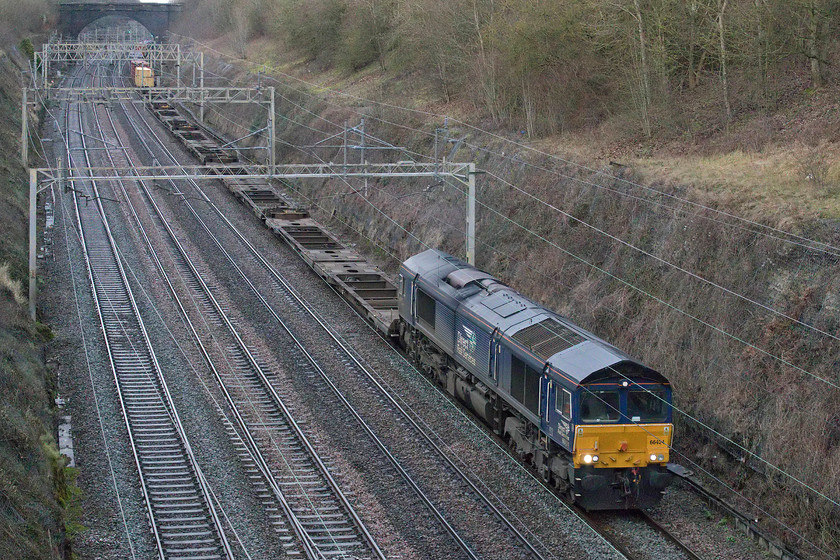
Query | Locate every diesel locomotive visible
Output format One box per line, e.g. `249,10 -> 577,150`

396,249 -> 673,510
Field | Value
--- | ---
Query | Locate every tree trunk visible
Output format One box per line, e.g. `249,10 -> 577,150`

687,0 -> 699,90
522,78 -> 535,138
473,0 -> 499,122
686,0 -> 709,90
367,0 -> 388,72
688,41 -> 697,90
754,0 -> 769,100
808,1 -> 823,88
633,0 -> 652,136
435,52 -> 451,103
717,0 -> 732,126
656,11 -> 668,94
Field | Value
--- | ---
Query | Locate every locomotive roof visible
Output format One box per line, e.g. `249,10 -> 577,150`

402,249 -> 666,385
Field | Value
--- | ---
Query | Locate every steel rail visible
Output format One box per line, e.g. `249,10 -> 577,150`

576,509 -> 704,560
66,65 -> 234,560
90,91 -> 320,560
671,465 -> 803,560
107,120 -> 377,560
118,54 -> 718,560
64,70 -> 168,560
120,72 -> 547,560
308,239 -> 711,560
91,61 -> 321,558
634,511 -> 704,560
103,63 -> 385,560
119,114 -> 384,560
77,63 -> 237,560
116,70 -> 489,560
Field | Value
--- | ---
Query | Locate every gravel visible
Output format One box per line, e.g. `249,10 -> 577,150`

42,64 -> 284,560
44,146 -> 158,560
646,480 -> 769,560
122,102 -> 625,559
41,58 -> 780,560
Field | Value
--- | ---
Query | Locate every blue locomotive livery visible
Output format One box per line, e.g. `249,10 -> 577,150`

397,249 -> 673,510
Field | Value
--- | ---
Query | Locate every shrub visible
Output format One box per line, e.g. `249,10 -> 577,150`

19,37 -> 34,61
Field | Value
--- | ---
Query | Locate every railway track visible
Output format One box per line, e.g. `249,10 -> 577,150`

581,510 -> 703,560
318,267 -> 711,560
57,53 -> 713,560
108,66 -> 557,559
159,98 -> 714,560
64,67 -> 235,560
85,63 -> 386,560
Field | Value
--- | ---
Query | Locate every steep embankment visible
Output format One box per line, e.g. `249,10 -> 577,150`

0,44 -> 64,559
183,38 -> 840,554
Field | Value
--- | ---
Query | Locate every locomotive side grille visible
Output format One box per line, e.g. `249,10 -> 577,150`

512,319 -> 585,360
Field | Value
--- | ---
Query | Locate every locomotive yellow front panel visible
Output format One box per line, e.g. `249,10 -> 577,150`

573,424 -> 672,468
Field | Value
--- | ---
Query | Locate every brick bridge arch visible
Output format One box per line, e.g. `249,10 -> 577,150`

59,1 -> 183,39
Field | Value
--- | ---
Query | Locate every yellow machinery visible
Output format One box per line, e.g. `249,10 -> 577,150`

134,66 -> 154,88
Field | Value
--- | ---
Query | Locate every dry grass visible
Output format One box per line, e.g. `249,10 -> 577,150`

0,262 -> 26,306
521,131 -> 840,221
631,144 -> 840,220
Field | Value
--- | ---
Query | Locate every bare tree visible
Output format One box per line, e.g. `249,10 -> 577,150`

472,0 -> 501,122
685,0 -> 710,90
806,0 -> 826,87
717,0 -> 732,125
633,0 -> 652,135
605,0 -> 653,135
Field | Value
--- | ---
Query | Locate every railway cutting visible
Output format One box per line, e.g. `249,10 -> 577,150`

21,22 -> 797,560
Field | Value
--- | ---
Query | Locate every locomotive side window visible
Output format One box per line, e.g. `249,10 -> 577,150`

511,355 -> 541,415
556,388 -> 572,419
628,390 -> 668,422
416,289 -> 436,328
580,391 -> 620,422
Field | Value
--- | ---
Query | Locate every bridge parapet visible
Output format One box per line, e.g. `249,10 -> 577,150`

58,1 -> 184,39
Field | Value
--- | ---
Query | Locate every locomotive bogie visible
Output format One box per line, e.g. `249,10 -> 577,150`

573,464 -> 672,510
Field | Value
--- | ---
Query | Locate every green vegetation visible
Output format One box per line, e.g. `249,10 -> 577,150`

0,302 -> 63,559
18,38 -> 35,61
196,0 -> 840,140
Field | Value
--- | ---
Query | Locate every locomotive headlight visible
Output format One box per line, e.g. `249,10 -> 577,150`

650,454 -> 658,462
592,455 -> 599,463
658,454 -> 665,461
583,454 -> 593,464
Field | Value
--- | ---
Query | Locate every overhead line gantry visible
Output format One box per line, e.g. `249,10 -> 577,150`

23,39 -> 477,322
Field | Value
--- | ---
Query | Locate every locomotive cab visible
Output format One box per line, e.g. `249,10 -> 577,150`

570,366 -> 673,509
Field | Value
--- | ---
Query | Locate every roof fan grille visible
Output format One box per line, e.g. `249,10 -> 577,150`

512,319 -> 585,360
